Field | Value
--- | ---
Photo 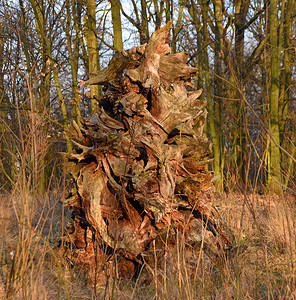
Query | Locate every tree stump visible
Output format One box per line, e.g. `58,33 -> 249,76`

62,22 -> 232,281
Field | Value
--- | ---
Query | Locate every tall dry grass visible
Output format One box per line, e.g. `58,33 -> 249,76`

1,176 -> 296,300
2,184 -> 296,299
0,187 -> 88,299
0,102 -> 95,298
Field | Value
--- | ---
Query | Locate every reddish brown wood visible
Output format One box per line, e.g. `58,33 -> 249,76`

62,21 -> 233,279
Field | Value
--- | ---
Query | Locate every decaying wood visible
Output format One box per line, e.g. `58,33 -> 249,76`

62,21 -> 233,279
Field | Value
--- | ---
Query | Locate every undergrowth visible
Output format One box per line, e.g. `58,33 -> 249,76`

0,186 -> 295,299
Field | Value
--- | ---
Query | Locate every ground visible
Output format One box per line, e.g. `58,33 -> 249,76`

0,189 -> 295,299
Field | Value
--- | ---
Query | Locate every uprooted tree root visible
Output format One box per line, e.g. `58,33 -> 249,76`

60,22 -> 234,283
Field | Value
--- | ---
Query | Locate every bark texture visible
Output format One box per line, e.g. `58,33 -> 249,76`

62,22 -> 233,279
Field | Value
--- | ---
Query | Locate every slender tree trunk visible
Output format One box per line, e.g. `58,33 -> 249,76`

86,0 -> 100,113
19,0 -> 32,74
171,0 -> 184,53
153,0 -> 164,30
73,0 -> 89,74
280,0 -> 294,187
65,0 -> 81,127
268,0 -> 281,192
0,27 -> 4,101
140,0 -> 149,44
187,0 -> 204,99
29,0 -> 51,192
0,25 -> 6,186
30,0 -> 50,111
165,0 -> 172,23
110,0 -> 123,52
212,0 -> 224,193
232,0 -> 250,185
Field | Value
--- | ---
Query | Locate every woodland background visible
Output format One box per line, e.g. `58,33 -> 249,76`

0,0 -> 295,194
0,0 -> 296,299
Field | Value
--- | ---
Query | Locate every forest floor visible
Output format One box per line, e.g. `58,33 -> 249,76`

0,189 -> 295,299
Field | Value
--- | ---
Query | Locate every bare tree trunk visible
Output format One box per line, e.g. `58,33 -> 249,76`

171,0 -> 184,54
29,0 -> 52,192
232,0 -> 250,185
280,0 -> 294,188
65,0 -> 81,127
140,0 -> 149,44
268,0 -> 281,192
110,0 -> 123,52
0,25 -> 6,186
86,0 -> 100,113
62,22 -> 233,281
212,0 -> 225,193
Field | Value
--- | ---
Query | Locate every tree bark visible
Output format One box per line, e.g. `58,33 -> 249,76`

110,0 -> 123,52
65,0 -> 81,127
86,0 -> 100,113
211,0 -> 225,193
29,0 -> 52,192
232,0 -> 250,185
268,0 -> 281,192
280,0 -> 294,188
